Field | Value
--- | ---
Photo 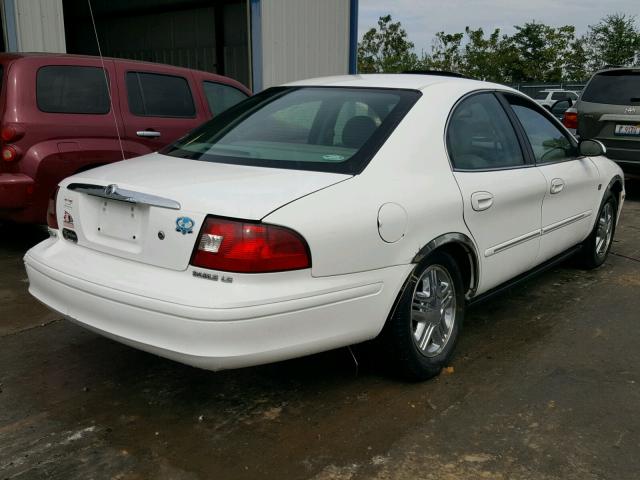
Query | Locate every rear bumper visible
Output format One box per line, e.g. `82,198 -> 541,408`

24,237 -> 411,370
0,173 -> 34,209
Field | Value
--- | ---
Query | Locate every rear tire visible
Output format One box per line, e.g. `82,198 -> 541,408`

380,251 -> 465,381
578,191 -> 617,269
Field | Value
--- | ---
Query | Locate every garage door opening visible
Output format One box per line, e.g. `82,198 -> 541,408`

62,0 -> 250,87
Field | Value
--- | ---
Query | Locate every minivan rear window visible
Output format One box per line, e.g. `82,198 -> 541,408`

581,71 -> 640,105
163,86 -> 421,174
37,66 -> 110,114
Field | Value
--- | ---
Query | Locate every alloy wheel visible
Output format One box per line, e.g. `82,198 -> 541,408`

411,265 -> 456,357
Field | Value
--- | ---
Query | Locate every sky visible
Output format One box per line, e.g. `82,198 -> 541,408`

358,0 -> 640,54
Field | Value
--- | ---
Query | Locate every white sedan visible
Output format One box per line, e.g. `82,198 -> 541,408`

25,74 -> 624,380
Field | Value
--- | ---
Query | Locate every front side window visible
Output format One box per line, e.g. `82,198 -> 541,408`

163,87 -> 420,174
203,81 -> 248,115
447,93 -> 524,170
127,72 -> 195,118
37,66 -> 110,114
508,97 -> 576,163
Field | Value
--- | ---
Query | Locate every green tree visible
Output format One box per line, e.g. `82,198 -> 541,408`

503,22 -> 575,82
461,27 -> 507,82
586,13 -> 640,69
357,15 -> 419,73
565,37 -> 589,81
425,31 -> 465,72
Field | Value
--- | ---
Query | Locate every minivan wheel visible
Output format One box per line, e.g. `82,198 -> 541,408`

579,191 -> 618,269
381,251 -> 465,381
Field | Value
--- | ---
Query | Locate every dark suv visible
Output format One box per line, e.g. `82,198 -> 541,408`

0,53 -> 250,224
577,67 -> 640,176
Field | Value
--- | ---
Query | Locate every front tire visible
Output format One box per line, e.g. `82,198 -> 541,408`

578,191 -> 617,269
380,251 -> 465,381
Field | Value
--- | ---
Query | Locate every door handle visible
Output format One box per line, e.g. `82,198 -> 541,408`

550,178 -> 565,194
471,191 -> 494,211
136,130 -> 161,138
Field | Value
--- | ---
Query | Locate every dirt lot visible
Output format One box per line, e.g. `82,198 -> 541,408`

1,190 -> 639,480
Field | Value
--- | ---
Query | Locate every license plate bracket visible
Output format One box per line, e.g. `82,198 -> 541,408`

97,200 -> 142,242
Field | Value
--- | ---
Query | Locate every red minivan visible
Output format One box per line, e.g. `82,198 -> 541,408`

0,53 -> 251,224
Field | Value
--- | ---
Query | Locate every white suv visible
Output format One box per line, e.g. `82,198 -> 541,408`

532,89 -> 579,108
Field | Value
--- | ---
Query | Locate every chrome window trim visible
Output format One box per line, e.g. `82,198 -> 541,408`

67,183 -> 181,210
443,89 -> 532,173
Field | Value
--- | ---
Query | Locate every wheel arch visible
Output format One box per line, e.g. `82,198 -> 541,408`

412,233 -> 479,299
607,175 -> 624,206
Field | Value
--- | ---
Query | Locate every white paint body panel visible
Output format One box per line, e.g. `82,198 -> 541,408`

56,155 -> 348,270
25,237 -> 410,370
453,168 -> 547,293
24,74 -> 625,371
536,158 -> 601,263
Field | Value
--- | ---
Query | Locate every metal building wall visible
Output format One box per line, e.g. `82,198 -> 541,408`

2,0 -> 66,53
258,0 -> 351,89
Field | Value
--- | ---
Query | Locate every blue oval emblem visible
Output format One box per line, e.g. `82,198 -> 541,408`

176,216 -> 195,235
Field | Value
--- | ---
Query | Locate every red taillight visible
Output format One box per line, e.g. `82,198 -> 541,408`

1,126 -> 18,142
563,110 -> 578,130
1,145 -> 17,162
47,187 -> 59,229
191,217 -> 311,273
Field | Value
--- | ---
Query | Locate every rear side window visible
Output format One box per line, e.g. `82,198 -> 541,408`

127,72 -> 195,117
531,91 -> 548,100
203,81 -> 248,115
37,66 -> 109,114
447,93 -> 524,170
582,71 -> 640,105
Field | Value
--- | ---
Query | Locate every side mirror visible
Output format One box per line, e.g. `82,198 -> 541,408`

551,99 -> 572,115
579,139 -> 607,157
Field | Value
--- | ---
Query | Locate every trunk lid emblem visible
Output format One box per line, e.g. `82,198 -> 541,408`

176,217 -> 195,235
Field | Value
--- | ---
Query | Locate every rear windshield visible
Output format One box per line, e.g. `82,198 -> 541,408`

163,86 -> 421,174
582,71 -> 640,105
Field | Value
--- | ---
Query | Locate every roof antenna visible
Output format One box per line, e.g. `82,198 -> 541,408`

87,0 -> 125,161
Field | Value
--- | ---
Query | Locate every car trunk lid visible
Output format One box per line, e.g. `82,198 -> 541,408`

58,153 -> 350,271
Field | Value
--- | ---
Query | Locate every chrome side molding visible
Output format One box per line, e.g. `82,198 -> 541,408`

67,183 -> 181,210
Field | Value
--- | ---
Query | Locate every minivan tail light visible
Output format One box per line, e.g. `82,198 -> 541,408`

1,126 -> 18,142
563,110 -> 578,130
191,217 -> 311,273
1,145 -> 17,162
47,187 -> 59,229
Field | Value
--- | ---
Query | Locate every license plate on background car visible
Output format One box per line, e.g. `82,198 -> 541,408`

615,124 -> 640,136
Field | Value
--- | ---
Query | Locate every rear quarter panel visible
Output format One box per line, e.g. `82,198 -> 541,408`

264,83 -> 476,278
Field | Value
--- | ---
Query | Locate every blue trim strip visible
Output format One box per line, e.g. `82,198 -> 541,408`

3,0 -> 18,52
348,0 -> 358,74
250,0 -> 263,91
